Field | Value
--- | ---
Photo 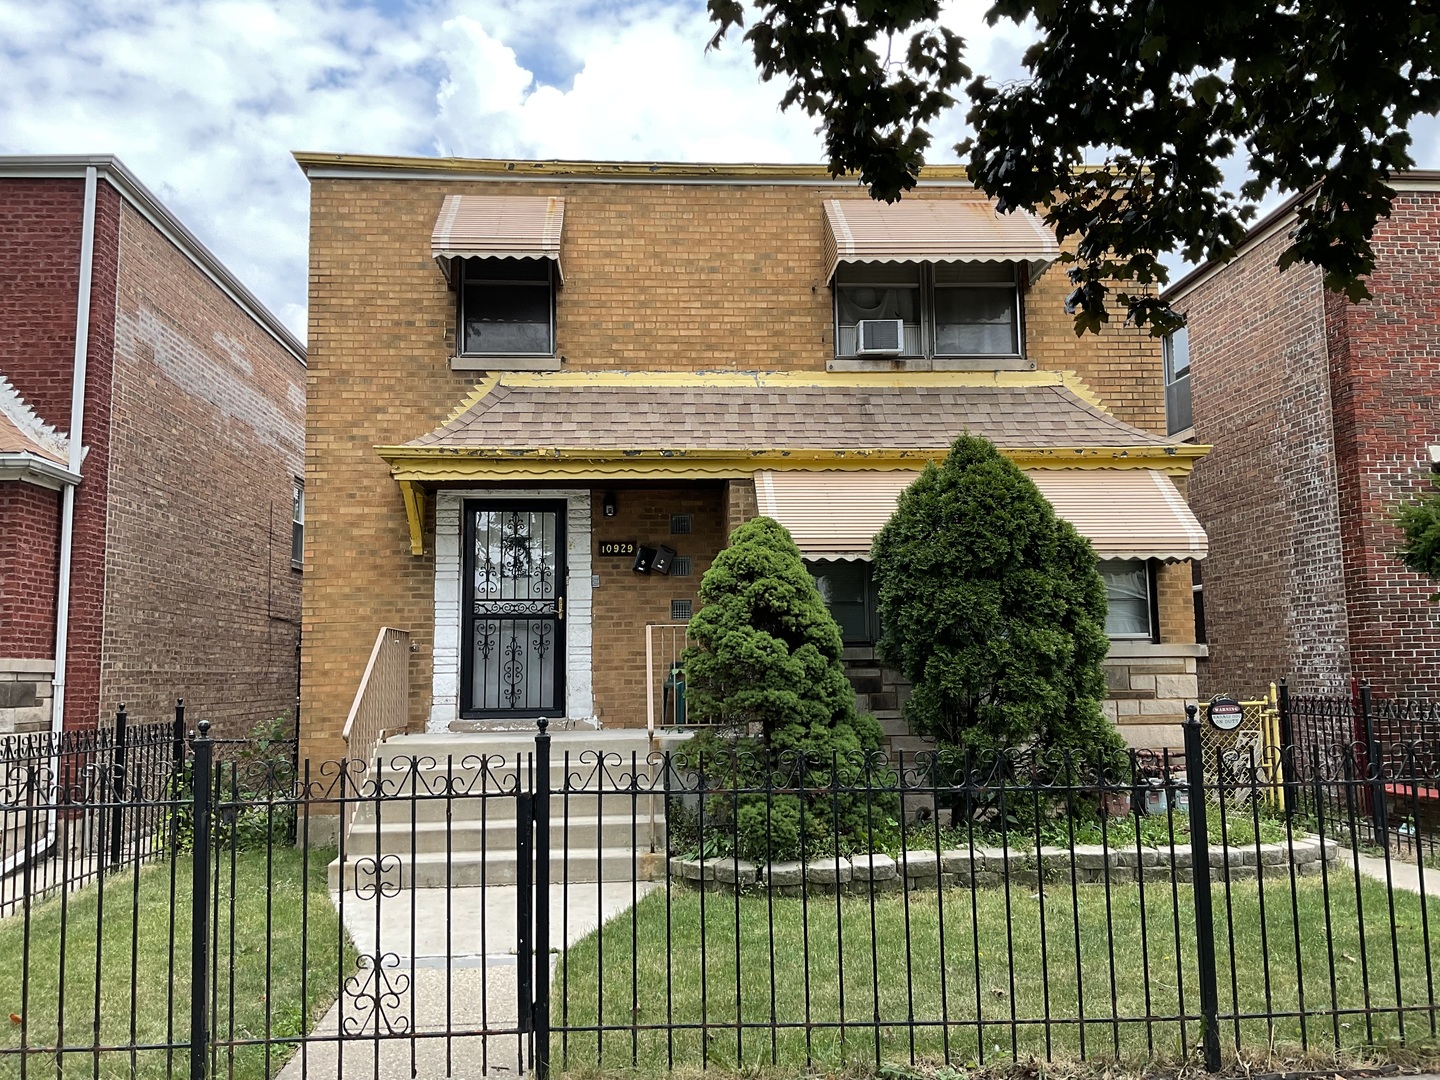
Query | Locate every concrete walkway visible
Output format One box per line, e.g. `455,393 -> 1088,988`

278,882 -> 659,1080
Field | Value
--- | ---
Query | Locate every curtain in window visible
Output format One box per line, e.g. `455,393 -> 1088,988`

1099,559 -> 1150,637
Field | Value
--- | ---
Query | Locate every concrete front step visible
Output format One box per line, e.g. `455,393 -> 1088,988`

343,814 -> 665,856
349,789 -> 668,826
375,730 -> 658,765
328,848 -> 667,890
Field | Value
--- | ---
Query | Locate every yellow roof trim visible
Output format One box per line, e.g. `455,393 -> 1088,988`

458,369 -> 1078,391
377,444 -> 1209,476
293,152 -> 976,183
443,375 -> 499,425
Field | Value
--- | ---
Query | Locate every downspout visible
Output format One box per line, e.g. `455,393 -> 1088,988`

1,166 -> 98,880
53,164 -> 98,740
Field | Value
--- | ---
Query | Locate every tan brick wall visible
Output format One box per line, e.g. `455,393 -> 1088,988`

302,174 -> 1173,759
590,485 -> 725,727
724,478 -> 758,537
1156,562 -> 1196,646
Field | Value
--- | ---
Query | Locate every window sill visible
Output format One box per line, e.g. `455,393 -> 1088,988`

827,356 -> 1035,373
1105,641 -> 1209,659
451,354 -> 562,372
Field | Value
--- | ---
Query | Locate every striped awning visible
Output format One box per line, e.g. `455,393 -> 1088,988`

822,198 -> 1059,282
431,194 -> 566,280
755,468 -> 1208,562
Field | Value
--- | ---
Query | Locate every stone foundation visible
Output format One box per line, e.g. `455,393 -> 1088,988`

670,836 -> 1339,896
0,658 -> 54,735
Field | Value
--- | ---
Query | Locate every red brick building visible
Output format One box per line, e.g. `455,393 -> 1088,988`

0,155 -> 306,737
1167,176 -> 1440,699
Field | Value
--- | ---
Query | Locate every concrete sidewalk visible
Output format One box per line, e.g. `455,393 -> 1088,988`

277,882 -> 659,1080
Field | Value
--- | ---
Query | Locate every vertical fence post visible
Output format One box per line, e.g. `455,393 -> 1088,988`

170,699 -> 186,851
1359,682 -> 1389,851
533,717 -> 552,1080
190,720 -> 213,1080
1276,678 -> 1298,817
1183,704 -> 1222,1071
108,703 -> 128,869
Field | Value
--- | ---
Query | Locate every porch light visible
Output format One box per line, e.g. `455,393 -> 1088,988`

602,492 -> 618,517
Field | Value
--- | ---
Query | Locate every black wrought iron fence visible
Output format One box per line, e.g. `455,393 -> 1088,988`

2,716 -> 1440,1080
1284,683 -> 1440,858
0,703 -> 188,915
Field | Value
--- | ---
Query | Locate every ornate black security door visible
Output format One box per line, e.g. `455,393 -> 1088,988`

461,501 -> 566,718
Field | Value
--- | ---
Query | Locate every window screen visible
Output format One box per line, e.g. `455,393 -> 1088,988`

460,257 -> 554,355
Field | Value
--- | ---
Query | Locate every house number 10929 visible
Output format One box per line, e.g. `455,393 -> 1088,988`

598,541 -> 637,557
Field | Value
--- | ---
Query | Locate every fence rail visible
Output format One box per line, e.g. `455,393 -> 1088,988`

1,704 -> 185,916
4,710 -> 1440,1079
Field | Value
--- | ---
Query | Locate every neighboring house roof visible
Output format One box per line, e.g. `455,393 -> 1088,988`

400,371 -> 1173,456
1166,171 -> 1440,302
0,155 -> 305,366
0,374 -> 81,489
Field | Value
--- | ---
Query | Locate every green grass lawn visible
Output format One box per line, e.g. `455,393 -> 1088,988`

555,875 -> 1440,1074
0,846 -> 347,1080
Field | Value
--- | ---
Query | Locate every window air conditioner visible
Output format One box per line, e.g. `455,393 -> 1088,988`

856,319 -> 905,356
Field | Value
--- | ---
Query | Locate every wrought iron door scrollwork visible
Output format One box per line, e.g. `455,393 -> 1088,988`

342,952 -> 412,1036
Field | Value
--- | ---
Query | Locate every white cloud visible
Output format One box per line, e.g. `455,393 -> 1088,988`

2,0 -> 1439,337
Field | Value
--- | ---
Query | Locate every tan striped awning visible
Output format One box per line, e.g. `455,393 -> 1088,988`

755,468 -> 1208,562
431,194 -> 566,280
822,198 -> 1059,282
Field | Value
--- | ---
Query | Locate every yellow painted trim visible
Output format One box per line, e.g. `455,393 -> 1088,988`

293,152 -> 975,183
484,369 -> 1070,391
443,376 -> 499,425
399,480 -> 425,555
377,444 -> 1211,483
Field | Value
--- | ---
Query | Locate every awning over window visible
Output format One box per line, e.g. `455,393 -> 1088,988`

431,194 -> 566,281
755,468 -> 1208,562
822,198 -> 1059,283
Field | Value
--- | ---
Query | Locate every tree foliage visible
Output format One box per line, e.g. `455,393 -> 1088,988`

706,0 -> 1440,334
682,516 -> 895,860
1398,487 -> 1440,598
871,436 -> 1123,766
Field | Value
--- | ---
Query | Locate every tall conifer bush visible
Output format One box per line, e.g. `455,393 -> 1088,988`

872,436 -> 1125,771
682,517 -> 895,861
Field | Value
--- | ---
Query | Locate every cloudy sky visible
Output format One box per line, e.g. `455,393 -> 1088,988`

4,1 -> 1437,342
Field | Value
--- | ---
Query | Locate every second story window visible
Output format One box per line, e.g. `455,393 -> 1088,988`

834,261 -> 1022,362
459,257 -> 555,357
1164,325 -> 1192,436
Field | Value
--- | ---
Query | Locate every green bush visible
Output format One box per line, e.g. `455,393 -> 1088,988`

872,435 -> 1126,776
680,516 -> 898,861
1397,486 -> 1440,599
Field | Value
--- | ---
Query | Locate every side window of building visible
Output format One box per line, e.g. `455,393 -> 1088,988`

806,559 -> 881,646
291,479 -> 304,570
458,256 -> 555,357
1098,558 -> 1157,641
1164,325 -> 1192,436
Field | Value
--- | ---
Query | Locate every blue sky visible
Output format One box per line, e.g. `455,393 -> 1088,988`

3,0 -> 1437,341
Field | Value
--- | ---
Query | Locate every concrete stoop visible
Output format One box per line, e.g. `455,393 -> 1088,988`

328,729 -> 667,890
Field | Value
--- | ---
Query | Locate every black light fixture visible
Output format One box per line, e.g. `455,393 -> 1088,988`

602,492 -> 618,517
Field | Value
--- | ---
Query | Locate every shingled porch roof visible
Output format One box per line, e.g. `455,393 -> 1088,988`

376,372 -> 1207,556
396,371 -> 1180,457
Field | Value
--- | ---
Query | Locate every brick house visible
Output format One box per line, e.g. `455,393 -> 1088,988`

296,153 -> 1210,766
1166,175 -> 1440,699
0,155 -> 306,738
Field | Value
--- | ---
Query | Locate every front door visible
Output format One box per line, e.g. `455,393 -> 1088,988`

461,501 -> 566,719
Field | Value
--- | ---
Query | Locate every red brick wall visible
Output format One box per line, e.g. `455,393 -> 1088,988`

1324,193 -> 1440,697
0,484 -> 61,657
0,176 -> 121,729
1181,194 -> 1440,699
101,199 -> 305,737
1181,228 -> 1353,698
